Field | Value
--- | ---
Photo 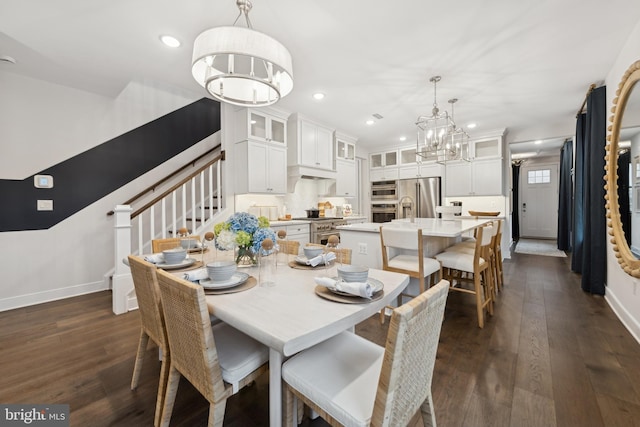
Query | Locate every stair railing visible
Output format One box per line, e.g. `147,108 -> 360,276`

112,147 -> 227,314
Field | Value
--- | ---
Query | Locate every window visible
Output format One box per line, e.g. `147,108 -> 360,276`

527,169 -> 551,184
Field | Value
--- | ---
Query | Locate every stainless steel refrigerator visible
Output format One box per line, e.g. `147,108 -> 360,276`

397,177 -> 441,219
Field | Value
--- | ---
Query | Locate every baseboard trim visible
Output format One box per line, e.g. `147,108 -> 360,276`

605,288 -> 640,345
0,281 -> 108,312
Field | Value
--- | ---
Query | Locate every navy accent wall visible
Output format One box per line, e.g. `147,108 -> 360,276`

0,98 -> 221,232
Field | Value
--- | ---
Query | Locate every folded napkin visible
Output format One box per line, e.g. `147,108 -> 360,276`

144,254 -> 164,264
314,277 -> 372,298
307,252 -> 336,267
183,268 -> 209,282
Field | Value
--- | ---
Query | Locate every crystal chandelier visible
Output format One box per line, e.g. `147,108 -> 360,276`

438,98 -> 470,163
416,76 -> 455,160
191,0 -> 294,107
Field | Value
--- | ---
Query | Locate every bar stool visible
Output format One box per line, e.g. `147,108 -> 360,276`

435,224 -> 494,328
379,226 -> 442,323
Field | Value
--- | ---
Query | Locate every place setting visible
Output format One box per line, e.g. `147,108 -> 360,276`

144,247 -> 201,271
183,261 -> 257,294
313,265 -> 384,304
289,245 -> 337,270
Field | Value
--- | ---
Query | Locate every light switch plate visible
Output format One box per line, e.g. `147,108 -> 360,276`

37,200 -> 53,211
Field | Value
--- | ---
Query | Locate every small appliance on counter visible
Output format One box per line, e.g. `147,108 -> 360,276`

248,205 -> 279,221
436,205 -> 462,220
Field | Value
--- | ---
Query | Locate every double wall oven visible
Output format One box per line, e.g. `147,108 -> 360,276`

371,180 -> 398,223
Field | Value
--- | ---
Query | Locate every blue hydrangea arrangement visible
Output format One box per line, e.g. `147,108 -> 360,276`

213,212 -> 276,264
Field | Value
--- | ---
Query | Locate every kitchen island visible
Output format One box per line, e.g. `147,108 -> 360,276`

337,217 -> 491,269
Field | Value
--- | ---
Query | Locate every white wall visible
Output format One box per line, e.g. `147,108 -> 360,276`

0,72 -> 221,311
605,17 -> 640,342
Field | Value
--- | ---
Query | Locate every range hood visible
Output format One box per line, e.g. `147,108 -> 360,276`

287,165 -> 337,193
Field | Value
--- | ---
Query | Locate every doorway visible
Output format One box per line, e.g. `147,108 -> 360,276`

520,162 -> 559,238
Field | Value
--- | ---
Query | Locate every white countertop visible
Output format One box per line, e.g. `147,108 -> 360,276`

269,219 -> 311,226
338,217 -> 491,237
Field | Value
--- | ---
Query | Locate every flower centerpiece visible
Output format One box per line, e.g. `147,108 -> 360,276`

213,212 -> 276,266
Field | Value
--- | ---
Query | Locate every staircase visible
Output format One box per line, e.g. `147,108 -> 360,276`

111,146 -> 229,314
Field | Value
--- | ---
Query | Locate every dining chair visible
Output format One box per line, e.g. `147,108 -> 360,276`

155,269 -> 269,427
128,255 -> 170,427
306,243 -> 352,265
282,279 -> 450,427
435,224 -> 494,328
151,235 -> 200,253
277,239 -> 301,256
379,226 -> 442,323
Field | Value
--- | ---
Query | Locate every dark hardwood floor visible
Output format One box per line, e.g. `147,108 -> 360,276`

1,250 -> 640,427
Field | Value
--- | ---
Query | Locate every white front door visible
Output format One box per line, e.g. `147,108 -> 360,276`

520,163 -> 559,238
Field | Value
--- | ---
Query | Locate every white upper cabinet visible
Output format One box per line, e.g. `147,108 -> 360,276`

288,113 -> 334,170
235,108 -> 288,145
369,149 -> 399,182
471,136 -> 502,159
336,159 -> 357,197
235,140 -> 287,194
336,132 -> 357,161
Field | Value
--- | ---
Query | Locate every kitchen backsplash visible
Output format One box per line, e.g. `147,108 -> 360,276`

235,179 -> 349,219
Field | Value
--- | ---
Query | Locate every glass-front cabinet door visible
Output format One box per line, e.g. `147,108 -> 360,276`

250,112 -> 268,140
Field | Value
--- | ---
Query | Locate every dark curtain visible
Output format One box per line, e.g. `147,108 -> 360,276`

618,150 -> 632,242
572,114 -> 585,273
572,86 -> 607,294
512,163 -> 520,241
557,140 -> 573,251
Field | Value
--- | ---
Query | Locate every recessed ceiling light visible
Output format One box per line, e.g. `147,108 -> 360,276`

365,119 -> 375,126
534,140 -> 542,145
312,92 -> 325,100
160,35 -> 181,48
467,123 -> 477,129
399,136 -> 407,142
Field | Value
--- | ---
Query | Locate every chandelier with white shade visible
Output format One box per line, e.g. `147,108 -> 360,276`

191,0 -> 294,107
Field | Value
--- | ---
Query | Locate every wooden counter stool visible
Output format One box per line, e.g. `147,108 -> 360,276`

379,226 -> 442,324
435,224 -> 494,328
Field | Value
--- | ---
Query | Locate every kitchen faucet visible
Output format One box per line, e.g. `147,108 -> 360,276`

399,195 -> 415,223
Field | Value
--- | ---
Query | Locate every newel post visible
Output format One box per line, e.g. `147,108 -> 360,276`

113,205 -> 134,314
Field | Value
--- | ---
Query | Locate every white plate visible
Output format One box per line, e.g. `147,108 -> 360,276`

199,272 -> 250,289
156,258 -> 197,270
295,255 -> 328,267
327,277 -> 384,296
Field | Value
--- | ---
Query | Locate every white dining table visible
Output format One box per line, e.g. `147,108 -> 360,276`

202,263 -> 409,427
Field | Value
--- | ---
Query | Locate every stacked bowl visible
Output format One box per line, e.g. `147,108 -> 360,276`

162,248 -> 187,264
206,261 -> 237,282
303,246 -> 324,259
337,265 -> 369,282
180,238 -> 199,250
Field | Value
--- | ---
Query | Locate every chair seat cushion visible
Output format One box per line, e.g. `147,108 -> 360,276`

388,254 -> 441,276
212,322 -> 269,386
444,244 -> 475,254
435,251 -> 485,272
283,331 -> 384,427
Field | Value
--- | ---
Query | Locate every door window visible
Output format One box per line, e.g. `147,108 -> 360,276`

527,169 -> 551,184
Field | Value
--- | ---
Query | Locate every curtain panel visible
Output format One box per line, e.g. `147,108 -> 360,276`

557,140 -> 573,251
572,86 -> 607,294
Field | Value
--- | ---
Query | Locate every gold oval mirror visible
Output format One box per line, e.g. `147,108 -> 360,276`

606,60 -> 640,276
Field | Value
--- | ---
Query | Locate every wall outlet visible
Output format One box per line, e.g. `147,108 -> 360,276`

358,243 -> 367,255
37,200 -> 53,211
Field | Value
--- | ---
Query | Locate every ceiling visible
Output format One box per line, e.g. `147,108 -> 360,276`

2,0 -> 639,159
